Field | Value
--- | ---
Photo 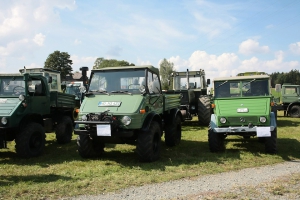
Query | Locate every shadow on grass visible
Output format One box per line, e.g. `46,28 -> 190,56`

277,117 -> 300,127
0,174 -> 72,186
1,126 -> 300,171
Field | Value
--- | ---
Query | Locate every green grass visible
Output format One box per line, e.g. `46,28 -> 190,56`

1,111 -> 300,199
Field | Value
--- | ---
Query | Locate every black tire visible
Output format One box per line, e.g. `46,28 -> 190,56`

15,122 -> 46,158
55,116 -> 73,144
265,128 -> 277,154
165,115 -> 181,147
77,135 -> 104,158
289,105 -> 300,118
208,126 -> 224,152
136,121 -> 161,162
198,95 -> 211,126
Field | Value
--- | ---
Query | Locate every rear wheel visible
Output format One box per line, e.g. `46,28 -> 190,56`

208,125 -> 225,152
198,95 -> 211,126
165,115 -> 181,147
265,128 -> 277,154
55,116 -> 73,144
77,135 -> 104,158
15,122 -> 46,158
289,105 -> 300,118
136,121 -> 161,162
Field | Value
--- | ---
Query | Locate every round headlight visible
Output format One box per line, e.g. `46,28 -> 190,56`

19,94 -> 25,101
1,117 -> 8,125
121,116 -> 131,126
259,116 -> 267,123
81,115 -> 87,121
191,105 -> 195,110
220,117 -> 227,124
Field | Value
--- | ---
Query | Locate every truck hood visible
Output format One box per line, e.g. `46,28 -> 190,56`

215,98 -> 270,116
80,94 -> 144,114
0,98 -> 21,116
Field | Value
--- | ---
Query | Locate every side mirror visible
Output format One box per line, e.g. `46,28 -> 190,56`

79,86 -> 86,93
207,79 -> 211,85
48,77 -> 52,83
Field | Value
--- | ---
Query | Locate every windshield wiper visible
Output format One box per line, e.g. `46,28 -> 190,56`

215,80 -> 228,89
243,79 -> 256,87
86,90 -> 109,96
111,91 -> 132,95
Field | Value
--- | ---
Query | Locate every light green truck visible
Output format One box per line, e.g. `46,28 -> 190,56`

74,65 -> 183,162
208,74 -> 277,154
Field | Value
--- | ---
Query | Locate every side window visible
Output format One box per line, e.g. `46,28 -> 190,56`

51,74 -> 58,90
147,71 -> 160,94
285,87 -> 297,95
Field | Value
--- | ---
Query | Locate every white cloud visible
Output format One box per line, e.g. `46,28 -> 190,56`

33,33 -> 45,46
74,39 -> 82,45
167,50 -> 299,81
289,42 -> 300,55
238,39 -> 270,55
0,39 -> 30,56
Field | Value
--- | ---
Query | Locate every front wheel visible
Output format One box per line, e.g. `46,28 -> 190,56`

265,128 -> 277,154
289,105 -> 300,118
208,127 -> 225,152
136,121 -> 161,162
15,122 -> 46,158
165,115 -> 181,147
77,135 -> 104,158
55,116 -> 73,144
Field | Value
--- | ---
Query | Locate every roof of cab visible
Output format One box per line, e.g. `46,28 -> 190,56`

214,75 -> 270,82
91,65 -> 159,75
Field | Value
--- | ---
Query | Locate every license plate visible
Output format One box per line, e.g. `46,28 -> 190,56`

98,101 -> 121,107
237,108 -> 248,113
96,125 -> 111,136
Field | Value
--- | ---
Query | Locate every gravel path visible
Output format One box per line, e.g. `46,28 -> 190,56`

70,160 -> 300,200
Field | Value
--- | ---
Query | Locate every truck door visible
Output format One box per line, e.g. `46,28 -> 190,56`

147,71 -> 163,113
29,78 -> 50,115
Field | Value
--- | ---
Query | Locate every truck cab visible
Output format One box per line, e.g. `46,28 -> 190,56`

208,75 -> 277,154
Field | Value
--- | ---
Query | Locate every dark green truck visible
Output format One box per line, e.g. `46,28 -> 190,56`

74,65 -> 183,162
208,74 -> 277,153
0,69 -> 77,158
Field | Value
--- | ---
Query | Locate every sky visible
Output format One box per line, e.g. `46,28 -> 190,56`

1,0 -> 300,81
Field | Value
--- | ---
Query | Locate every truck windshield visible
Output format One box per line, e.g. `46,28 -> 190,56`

89,69 -> 146,94
0,76 -> 26,96
174,75 -> 202,90
214,79 -> 269,98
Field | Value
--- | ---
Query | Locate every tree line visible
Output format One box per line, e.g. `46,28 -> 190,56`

43,51 -> 300,88
270,69 -> 300,87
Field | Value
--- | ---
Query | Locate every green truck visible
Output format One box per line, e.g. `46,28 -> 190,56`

208,74 -> 277,154
0,68 -> 78,158
272,83 -> 300,118
74,65 -> 183,162
168,69 -> 211,125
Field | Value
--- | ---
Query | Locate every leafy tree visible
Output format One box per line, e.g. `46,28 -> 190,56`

270,69 -> 300,86
44,51 -> 73,79
159,58 -> 174,90
93,57 -> 134,69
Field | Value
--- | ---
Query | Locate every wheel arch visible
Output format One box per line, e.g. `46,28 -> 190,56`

141,112 -> 162,134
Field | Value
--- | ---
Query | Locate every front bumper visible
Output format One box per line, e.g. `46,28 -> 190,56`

213,125 -> 275,133
74,120 -> 134,137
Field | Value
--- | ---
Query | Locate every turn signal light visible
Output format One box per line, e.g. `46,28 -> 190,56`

140,109 -> 146,114
211,104 -> 215,108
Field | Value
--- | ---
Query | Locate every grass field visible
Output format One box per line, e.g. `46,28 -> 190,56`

1,111 -> 300,199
